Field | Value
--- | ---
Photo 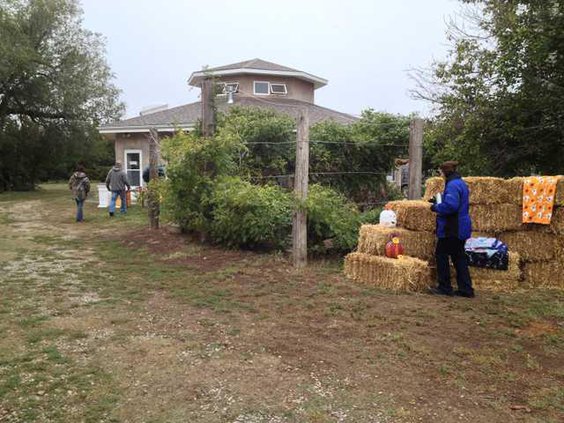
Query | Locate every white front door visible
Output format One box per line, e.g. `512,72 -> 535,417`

124,149 -> 142,187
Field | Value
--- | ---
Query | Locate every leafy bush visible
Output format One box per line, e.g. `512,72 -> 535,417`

359,207 -> 382,224
160,131 -> 240,233
209,177 -> 292,249
308,110 -> 410,202
306,184 -> 361,252
215,106 -> 296,178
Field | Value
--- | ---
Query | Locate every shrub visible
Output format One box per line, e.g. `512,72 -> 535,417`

160,131 -> 240,233
306,184 -> 361,252
209,177 -> 292,249
360,207 -> 382,224
215,106 -> 296,178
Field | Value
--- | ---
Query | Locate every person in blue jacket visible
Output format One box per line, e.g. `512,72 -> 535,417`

429,161 -> 474,297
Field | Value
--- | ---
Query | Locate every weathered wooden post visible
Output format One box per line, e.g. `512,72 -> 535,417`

201,78 -> 216,137
407,118 -> 424,200
292,109 -> 309,268
148,127 -> 160,229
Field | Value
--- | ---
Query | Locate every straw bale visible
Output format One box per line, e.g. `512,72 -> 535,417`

450,252 -> 522,292
424,177 -> 523,205
472,232 -> 497,238
423,177 -> 444,201
523,260 -> 564,289
344,252 -> 432,292
466,177 -> 520,205
549,207 -> 564,234
357,224 -> 436,261
425,175 -> 564,206
471,204 -> 524,232
386,200 -> 436,232
498,231 -> 563,261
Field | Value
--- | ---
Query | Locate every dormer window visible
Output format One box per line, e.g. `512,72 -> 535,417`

253,81 -> 270,95
270,83 -> 287,95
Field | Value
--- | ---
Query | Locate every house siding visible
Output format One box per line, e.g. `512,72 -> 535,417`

115,133 -> 150,174
217,74 -> 315,103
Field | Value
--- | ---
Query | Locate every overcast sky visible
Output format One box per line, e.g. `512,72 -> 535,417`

81,0 -> 461,118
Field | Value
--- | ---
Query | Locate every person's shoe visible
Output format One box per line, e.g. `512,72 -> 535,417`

454,290 -> 475,298
428,287 -> 454,296
109,212 -> 114,217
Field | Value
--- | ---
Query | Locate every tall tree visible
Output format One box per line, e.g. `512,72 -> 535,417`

0,0 -> 123,190
415,0 -> 564,176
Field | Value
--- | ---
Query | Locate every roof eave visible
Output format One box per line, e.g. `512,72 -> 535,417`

187,68 -> 328,89
98,123 -> 195,134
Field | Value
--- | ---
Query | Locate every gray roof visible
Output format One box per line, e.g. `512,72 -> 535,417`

99,95 -> 357,133
207,58 -> 301,73
187,58 -> 327,89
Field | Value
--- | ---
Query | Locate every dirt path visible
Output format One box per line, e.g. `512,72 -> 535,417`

0,186 -> 562,422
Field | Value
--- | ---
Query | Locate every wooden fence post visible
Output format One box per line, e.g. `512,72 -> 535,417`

408,118 -> 424,200
292,109 -> 309,268
148,127 -> 160,229
201,78 -> 216,137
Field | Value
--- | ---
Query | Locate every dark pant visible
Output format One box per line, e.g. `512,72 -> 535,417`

75,198 -> 84,222
435,237 -> 473,295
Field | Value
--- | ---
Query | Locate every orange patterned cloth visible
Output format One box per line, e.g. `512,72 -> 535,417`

522,176 -> 559,224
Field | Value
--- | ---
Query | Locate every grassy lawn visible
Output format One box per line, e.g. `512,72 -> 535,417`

0,184 -> 562,422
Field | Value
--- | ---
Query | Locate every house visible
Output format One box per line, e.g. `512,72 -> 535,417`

99,59 -> 358,187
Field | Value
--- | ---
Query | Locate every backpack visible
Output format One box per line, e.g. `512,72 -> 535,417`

76,178 -> 88,200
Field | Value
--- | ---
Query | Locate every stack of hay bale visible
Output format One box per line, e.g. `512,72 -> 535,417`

344,176 -> 564,291
344,225 -> 435,292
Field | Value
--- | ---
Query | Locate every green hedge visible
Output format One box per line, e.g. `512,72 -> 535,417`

209,177 -> 292,249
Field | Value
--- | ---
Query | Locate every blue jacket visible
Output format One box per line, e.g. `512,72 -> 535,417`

431,173 -> 472,240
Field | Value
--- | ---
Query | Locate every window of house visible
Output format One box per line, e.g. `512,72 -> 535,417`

270,83 -> 287,95
253,81 -> 270,95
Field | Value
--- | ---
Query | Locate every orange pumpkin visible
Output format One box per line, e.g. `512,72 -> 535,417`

385,234 -> 405,259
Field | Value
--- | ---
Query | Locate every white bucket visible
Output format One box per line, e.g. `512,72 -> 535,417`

97,184 -> 110,208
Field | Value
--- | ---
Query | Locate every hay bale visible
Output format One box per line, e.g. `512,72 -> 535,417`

424,177 -> 523,205
472,232 -> 497,238
465,177 -> 521,205
498,231 -> 564,261
426,175 -> 564,206
344,252 -> 432,292
357,224 -> 436,261
523,260 -> 564,289
471,204 -> 524,232
387,200 -> 532,234
386,200 -> 436,232
450,252 -> 522,292
423,177 -> 444,201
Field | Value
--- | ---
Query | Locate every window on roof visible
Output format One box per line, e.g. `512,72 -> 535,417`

270,83 -> 287,95
254,81 -> 269,95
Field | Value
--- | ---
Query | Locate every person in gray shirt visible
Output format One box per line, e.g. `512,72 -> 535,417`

105,162 -> 131,217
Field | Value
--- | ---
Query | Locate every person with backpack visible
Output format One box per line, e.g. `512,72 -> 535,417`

68,164 -> 91,222
105,161 -> 131,217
